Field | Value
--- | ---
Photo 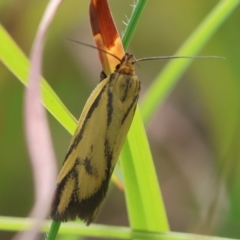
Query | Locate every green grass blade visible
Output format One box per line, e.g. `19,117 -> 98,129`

47,221 -> 61,240
0,216 -> 239,240
121,107 -> 169,231
122,0 -> 147,49
0,24 -> 77,135
0,22 -> 76,240
120,0 -> 169,232
140,0 -> 240,123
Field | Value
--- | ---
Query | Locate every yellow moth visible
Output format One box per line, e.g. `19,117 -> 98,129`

50,45 -> 221,225
51,53 -> 140,225
50,0 -> 223,227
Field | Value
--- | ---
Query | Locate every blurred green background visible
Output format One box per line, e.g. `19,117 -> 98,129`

1,1 -> 240,239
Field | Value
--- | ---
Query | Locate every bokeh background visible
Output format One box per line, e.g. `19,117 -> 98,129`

1,1 -> 240,239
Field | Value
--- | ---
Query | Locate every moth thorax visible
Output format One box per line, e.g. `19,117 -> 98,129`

118,60 -> 135,75
114,73 -> 139,102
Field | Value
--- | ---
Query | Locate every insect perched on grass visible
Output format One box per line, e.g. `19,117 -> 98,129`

50,48 -> 142,225
50,0 -> 154,226
50,0 -> 224,225
50,41 -> 221,225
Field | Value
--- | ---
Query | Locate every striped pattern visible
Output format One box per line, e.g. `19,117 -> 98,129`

51,54 -> 141,225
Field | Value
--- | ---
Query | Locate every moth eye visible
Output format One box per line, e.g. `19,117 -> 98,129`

100,71 -> 107,82
115,64 -> 120,71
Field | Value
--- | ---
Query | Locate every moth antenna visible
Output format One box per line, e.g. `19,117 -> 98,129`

68,39 -> 122,62
134,55 -> 225,63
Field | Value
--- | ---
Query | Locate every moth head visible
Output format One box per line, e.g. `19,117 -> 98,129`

114,53 -> 136,75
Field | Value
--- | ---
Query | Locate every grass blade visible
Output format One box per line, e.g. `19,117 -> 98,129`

140,0 -> 240,123
120,0 -> 169,232
0,216 -> 238,240
0,24 -> 77,135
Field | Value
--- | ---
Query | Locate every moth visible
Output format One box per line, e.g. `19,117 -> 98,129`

51,52 -> 140,225
51,0 -> 221,226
